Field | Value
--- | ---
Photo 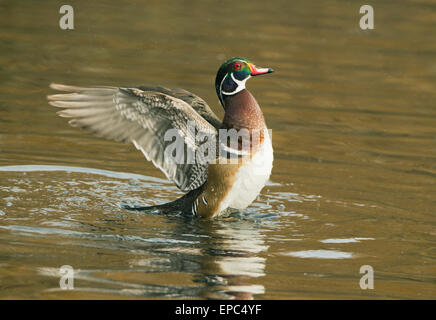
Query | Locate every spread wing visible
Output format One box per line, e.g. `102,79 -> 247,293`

135,86 -> 222,130
47,83 -> 220,191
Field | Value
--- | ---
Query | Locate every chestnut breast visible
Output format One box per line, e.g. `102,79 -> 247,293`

222,89 -> 266,131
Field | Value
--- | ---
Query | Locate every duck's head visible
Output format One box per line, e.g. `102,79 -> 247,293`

215,57 -> 274,108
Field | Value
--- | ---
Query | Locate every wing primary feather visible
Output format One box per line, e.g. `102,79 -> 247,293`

49,83 -> 219,191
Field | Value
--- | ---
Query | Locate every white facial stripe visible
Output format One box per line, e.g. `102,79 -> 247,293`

221,72 -> 251,95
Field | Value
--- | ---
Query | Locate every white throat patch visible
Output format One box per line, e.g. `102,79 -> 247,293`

221,72 -> 251,96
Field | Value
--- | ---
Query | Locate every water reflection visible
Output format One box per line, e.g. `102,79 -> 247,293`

284,249 -> 353,259
175,219 -> 268,299
1,165 -> 268,299
35,215 -> 269,299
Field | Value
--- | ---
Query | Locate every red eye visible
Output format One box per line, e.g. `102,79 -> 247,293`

234,62 -> 242,70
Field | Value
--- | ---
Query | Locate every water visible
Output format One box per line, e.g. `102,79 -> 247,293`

0,0 -> 435,299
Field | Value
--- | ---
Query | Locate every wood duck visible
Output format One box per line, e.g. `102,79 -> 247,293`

48,57 -> 274,218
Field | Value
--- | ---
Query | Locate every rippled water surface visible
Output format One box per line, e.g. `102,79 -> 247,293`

0,0 -> 435,299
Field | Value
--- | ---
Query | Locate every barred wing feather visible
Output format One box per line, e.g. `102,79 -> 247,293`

47,83 -> 219,191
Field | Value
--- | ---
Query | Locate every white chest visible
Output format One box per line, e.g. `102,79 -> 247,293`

219,133 -> 273,212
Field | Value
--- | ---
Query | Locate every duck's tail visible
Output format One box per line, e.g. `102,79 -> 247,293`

121,185 -> 204,216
